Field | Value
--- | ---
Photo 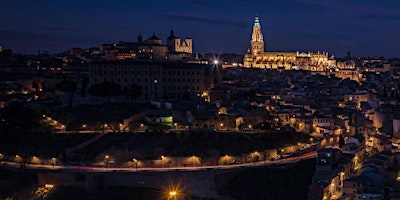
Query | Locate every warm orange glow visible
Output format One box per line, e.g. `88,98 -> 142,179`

169,191 -> 177,196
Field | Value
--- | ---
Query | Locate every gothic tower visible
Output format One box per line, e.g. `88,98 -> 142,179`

250,16 -> 264,56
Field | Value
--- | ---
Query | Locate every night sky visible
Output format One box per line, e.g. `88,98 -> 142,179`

1,0 -> 400,57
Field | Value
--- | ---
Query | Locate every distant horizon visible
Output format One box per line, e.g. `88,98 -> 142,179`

1,0 -> 399,57
2,44 -> 396,59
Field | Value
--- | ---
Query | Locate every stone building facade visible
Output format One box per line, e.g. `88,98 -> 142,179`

88,61 -> 222,102
243,16 -> 335,71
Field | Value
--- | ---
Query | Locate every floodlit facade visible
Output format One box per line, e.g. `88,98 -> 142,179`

243,16 -> 335,71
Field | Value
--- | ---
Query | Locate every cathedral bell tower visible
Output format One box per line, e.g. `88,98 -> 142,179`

250,16 -> 264,56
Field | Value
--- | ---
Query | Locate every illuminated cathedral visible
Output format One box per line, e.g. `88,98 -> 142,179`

243,16 -> 336,71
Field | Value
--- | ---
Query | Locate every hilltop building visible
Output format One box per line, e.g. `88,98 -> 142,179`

243,16 -> 336,71
95,29 -> 192,61
88,61 -> 222,102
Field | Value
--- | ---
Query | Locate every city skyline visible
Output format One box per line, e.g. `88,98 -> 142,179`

1,0 -> 400,57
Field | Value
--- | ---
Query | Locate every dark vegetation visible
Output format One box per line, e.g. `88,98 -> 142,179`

88,81 -> 142,100
0,102 -> 97,158
219,158 -> 316,200
0,132 -> 96,158
0,168 -> 38,200
76,130 -> 310,161
0,159 -> 316,200
0,102 -> 309,164
0,101 -> 44,133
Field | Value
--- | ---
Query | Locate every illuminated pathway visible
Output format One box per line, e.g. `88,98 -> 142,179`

1,151 -> 317,172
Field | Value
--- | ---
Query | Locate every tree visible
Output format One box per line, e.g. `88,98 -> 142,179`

0,102 -> 44,133
338,134 -> 345,148
122,83 -> 142,101
55,80 -> 77,93
247,89 -> 257,101
56,80 -> 77,107
81,77 -> 88,96
88,81 -> 122,97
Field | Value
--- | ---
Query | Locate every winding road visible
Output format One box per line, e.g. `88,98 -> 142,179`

1,151 -> 317,172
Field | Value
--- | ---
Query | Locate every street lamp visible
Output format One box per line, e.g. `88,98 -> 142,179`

251,151 -> 260,166
32,156 -> 40,164
15,155 -> 24,169
15,155 -> 22,163
132,158 -> 138,171
51,157 -> 57,169
168,191 -> 177,200
192,156 -> 196,167
105,155 -> 110,171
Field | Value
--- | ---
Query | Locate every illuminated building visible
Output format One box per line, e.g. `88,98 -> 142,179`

102,29 -> 192,61
88,61 -> 222,102
243,16 -> 336,71
167,28 -> 192,54
334,61 -> 360,81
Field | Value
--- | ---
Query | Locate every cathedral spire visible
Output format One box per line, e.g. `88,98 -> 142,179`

254,15 -> 260,27
250,16 -> 264,56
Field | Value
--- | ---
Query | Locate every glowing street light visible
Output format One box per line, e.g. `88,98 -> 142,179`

161,155 -> 167,167
132,158 -> 138,171
105,155 -> 110,171
51,157 -> 57,169
31,156 -> 40,164
15,155 -> 23,163
169,191 -> 177,200
191,156 -> 196,166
